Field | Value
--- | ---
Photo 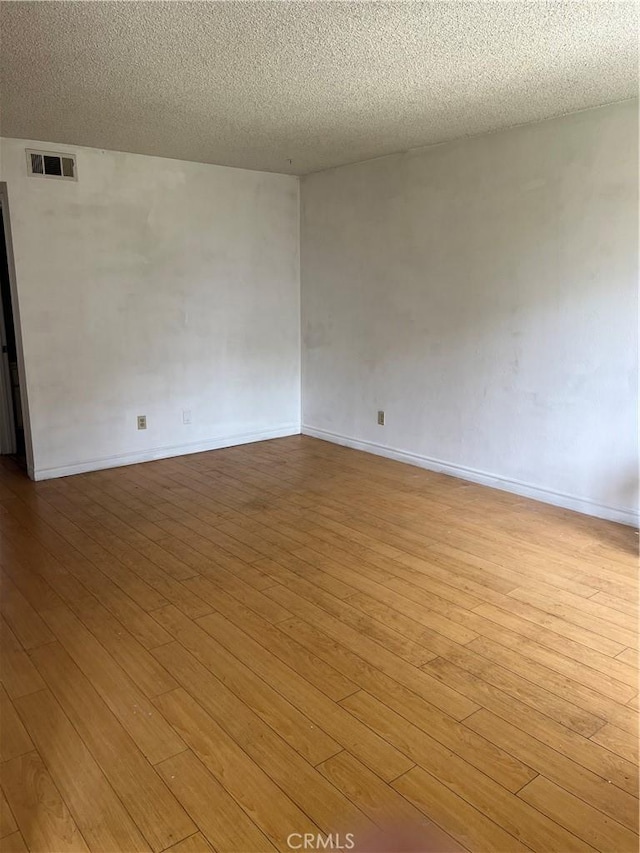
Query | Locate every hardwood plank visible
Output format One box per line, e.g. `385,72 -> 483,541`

316,751 -> 466,852
90,583 -> 172,649
154,535 -> 216,571
198,610 -> 414,782
0,752 -> 89,852
264,584 -> 478,720
151,604 -> 341,766
469,594 -> 626,657
0,618 -> 46,699
472,603 -> 638,688
424,646 -> 604,737
590,723 -> 639,764
1,831 -> 28,852
0,499 -> 172,647
352,592 -> 605,737
465,709 -> 639,832
392,766 -> 530,853
343,590 -> 463,658
156,750 -> 276,853
255,553 -> 359,600
72,484 -> 200,582
0,787 -> 17,838
13,689 -> 150,851
423,657 -> 637,796
508,581 -> 637,631
258,511 -> 466,599
0,510 -> 95,608
164,833 -> 216,853
182,568 -> 291,625
39,604 -> 186,765
251,569 -> 438,666
507,588 -> 638,650
340,691 -> 593,852
425,542 -> 594,599
616,648 -> 637,667
0,437 -> 636,853
0,572 -> 54,649
589,591 -> 638,619
290,545 -> 480,646
518,775 -> 638,852
146,516 -> 275,592
152,504 -> 264,566
183,576 -> 357,701
68,596 -> 178,697
151,641 -> 373,834
274,618 -> 537,793
576,572 -> 638,604
154,687 -> 321,850
0,554 -> 64,612
0,685 -> 33,761
448,640 -> 637,737
30,492 -> 170,612
29,641 -> 196,852
464,635 -> 637,712
61,506 -> 209,616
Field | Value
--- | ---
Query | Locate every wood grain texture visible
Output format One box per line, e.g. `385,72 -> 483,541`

0,437 -> 637,853
11,689 -> 150,852
27,641 -> 195,852
155,750 -> 276,853
1,831 -> 29,852
517,775 -> 638,852
38,604 -> 186,765
153,687 -> 321,850
0,685 -> 33,762
164,833 -> 216,853
0,618 -> 46,699
0,752 -> 89,852
0,787 -> 18,838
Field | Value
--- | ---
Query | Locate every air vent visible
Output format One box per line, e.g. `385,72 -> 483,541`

26,149 -> 77,181
30,152 -> 44,174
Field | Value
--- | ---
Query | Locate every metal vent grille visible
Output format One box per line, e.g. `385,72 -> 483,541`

26,149 -> 77,181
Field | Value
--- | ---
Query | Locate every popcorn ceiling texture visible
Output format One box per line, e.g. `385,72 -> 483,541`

0,1 -> 637,175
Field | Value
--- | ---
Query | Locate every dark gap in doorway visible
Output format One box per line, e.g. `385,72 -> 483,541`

0,206 -> 25,463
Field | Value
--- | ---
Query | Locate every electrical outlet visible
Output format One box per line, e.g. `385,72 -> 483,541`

377,410 -> 385,426
137,415 -> 147,430
182,409 -> 192,425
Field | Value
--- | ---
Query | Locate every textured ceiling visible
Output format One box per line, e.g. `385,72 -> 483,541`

0,1 -> 637,175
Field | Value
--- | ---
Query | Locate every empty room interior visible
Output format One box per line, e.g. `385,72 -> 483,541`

0,2 -> 638,852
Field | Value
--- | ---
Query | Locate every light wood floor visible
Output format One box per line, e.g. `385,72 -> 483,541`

0,436 -> 637,853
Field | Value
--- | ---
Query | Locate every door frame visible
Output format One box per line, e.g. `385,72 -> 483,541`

0,183 -> 35,476
0,257 -> 15,454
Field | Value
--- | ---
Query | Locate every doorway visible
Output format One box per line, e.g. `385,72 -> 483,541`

0,188 -> 27,466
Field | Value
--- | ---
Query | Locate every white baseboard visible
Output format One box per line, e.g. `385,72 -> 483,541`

32,424 -> 301,481
302,425 -> 639,527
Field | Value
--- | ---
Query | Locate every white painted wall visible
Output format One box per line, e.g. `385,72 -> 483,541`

0,138 -> 300,478
301,101 -> 639,525
1,103 -> 637,524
